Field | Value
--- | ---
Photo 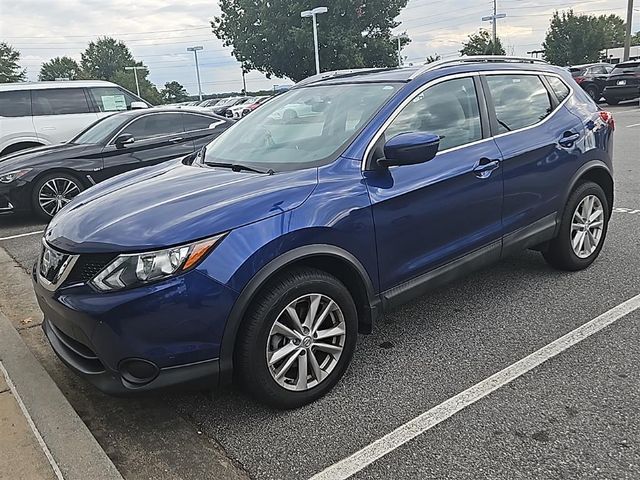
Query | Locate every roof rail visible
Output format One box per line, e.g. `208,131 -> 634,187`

295,68 -> 390,87
409,55 -> 549,79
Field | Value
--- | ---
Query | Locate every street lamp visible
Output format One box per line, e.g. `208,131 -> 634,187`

125,66 -> 146,97
301,6 -> 328,75
187,46 -> 204,101
392,34 -> 409,67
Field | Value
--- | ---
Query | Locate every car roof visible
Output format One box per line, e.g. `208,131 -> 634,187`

110,107 -> 229,121
0,80 -> 119,91
294,56 -> 561,88
613,60 -> 640,67
569,63 -> 611,69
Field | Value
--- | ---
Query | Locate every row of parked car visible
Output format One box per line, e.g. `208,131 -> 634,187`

569,59 -> 640,104
166,95 -> 273,119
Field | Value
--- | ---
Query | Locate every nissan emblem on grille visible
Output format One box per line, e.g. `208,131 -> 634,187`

40,245 -> 69,283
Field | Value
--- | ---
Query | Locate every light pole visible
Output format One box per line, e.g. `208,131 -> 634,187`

125,66 -> 146,97
393,34 -> 409,66
623,0 -> 634,61
482,0 -> 506,54
187,46 -> 204,101
301,6 -> 328,75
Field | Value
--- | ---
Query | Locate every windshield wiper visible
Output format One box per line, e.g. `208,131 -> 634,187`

204,161 -> 274,175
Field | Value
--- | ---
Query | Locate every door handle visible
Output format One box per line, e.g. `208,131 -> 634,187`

473,158 -> 500,179
169,137 -> 184,144
558,131 -> 580,147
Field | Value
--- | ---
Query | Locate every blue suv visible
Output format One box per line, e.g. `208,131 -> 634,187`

33,57 -> 614,408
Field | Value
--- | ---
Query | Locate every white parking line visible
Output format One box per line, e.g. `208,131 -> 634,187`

613,207 -> 640,215
310,293 -> 640,480
0,230 -> 43,242
626,122 -> 640,128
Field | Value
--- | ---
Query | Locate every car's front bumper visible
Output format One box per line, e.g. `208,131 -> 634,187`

0,180 -> 31,214
33,263 -> 239,395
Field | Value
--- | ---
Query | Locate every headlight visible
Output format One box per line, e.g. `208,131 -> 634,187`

91,234 -> 225,292
0,169 -> 32,183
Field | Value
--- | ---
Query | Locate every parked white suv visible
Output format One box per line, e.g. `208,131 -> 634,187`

0,80 -> 149,157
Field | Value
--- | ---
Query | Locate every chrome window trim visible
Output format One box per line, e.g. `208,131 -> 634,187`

37,239 -> 79,292
361,70 -> 574,170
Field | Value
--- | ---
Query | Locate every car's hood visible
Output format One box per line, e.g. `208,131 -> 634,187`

0,143 -> 99,170
45,162 -> 318,253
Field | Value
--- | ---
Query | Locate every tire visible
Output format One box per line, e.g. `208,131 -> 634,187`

584,85 -> 599,101
605,98 -> 620,105
31,172 -> 85,220
542,181 -> 609,271
235,267 -> 358,409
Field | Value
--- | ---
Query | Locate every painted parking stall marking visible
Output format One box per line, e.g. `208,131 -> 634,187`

613,207 -> 640,215
310,293 -> 640,480
0,230 -> 44,242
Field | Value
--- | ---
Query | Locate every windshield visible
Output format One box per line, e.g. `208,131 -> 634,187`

72,113 -> 125,144
611,63 -> 640,75
203,83 -> 399,171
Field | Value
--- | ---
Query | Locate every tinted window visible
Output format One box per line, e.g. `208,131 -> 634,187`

73,114 -> 127,144
569,68 -> 586,77
610,62 -> 640,75
546,76 -> 571,102
0,90 -> 31,117
32,88 -> 90,116
486,75 -> 553,134
385,77 -> 482,151
183,114 -> 224,131
88,87 -> 136,112
589,66 -> 607,75
120,113 -> 184,140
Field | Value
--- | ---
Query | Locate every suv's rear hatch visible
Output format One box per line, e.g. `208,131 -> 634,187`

605,62 -> 640,88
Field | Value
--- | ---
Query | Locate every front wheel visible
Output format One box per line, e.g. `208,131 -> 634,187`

32,172 -> 84,220
235,268 -> 358,409
543,181 -> 609,271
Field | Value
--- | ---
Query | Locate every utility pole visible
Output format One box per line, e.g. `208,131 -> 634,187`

301,7 -> 328,75
393,34 -> 409,66
623,0 -> 634,61
187,46 -> 204,101
241,67 -> 247,95
482,0 -> 506,54
125,66 -> 145,97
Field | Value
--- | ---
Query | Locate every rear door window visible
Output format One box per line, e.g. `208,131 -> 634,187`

32,88 -> 91,116
0,90 -> 32,117
120,113 -> 184,141
485,75 -> 553,133
88,87 -> 137,112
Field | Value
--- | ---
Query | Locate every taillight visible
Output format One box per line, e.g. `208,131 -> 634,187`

574,76 -> 585,84
599,111 -> 615,130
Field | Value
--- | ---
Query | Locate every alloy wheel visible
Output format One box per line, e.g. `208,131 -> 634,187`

571,194 -> 604,258
38,177 -> 81,217
266,293 -> 346,391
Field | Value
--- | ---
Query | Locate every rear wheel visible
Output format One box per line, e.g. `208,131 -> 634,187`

31,172 -> 84,220
235,268 -> 358,409
543,181 -> 609,271
584,85 -> 599,101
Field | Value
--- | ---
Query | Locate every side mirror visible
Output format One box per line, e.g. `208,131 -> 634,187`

114,133 -> 135,147
130,101 -> 148,110
377,132 -> 440,168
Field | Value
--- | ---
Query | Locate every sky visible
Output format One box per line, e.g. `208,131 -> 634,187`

1,0 -> 637,96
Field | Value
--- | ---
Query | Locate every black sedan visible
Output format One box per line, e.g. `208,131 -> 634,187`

0,108 -> 233,219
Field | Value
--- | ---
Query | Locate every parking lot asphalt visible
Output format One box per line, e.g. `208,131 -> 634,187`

0,102 -> 638,480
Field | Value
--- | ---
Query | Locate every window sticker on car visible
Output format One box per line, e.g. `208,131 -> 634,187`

102,95 -> 127,111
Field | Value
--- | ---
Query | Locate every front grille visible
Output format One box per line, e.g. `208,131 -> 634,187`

64,253 -> 118,285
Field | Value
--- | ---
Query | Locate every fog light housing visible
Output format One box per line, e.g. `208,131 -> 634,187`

119,358 -> 159,385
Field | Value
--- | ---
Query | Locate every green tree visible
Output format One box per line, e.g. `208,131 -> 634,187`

0,43 -> 26,83
111,68 -> 162,105
160,81 -> 189,103
80,37 -> 136,80
460,30 -> 505,56
39,56 -> 81,81
543,11 -> 627,65
632,31 -> 640,46
212,0 -> 410,82
425,55 -> 441,63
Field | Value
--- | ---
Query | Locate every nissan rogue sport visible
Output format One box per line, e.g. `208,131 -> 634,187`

33,57 -> 614,409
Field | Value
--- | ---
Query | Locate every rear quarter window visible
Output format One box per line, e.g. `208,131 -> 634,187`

545,76 -> 571,102
0,90 -> 31,117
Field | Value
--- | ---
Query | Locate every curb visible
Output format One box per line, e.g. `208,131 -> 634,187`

0,311 -> 124,480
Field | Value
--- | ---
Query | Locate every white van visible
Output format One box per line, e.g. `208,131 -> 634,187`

0,80 -> 149,157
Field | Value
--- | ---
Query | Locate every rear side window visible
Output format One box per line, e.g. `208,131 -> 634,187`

0,90 -> 31,117
120,113 -> 184,140
546,76 -> 571,102
88,87 -> 136,112
183,113 -> 224,131
569,68 -> 586,77
32,88 -> 91,116
385,77 -> 483,151
485,75 -> 553,134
